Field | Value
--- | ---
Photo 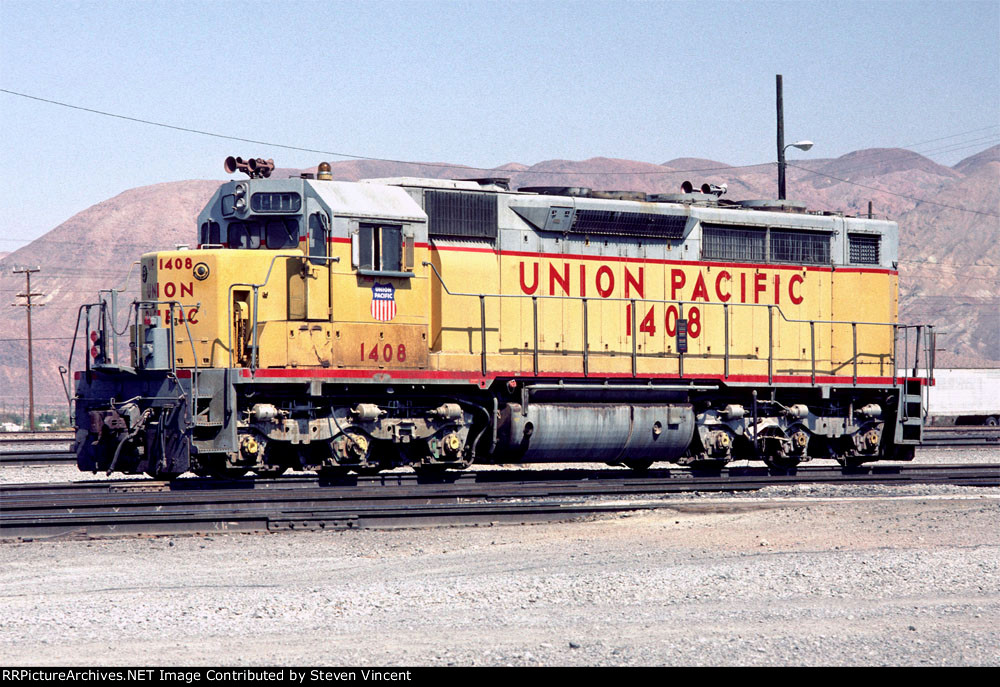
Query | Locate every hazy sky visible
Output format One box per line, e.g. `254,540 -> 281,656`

1,0 -> 998,248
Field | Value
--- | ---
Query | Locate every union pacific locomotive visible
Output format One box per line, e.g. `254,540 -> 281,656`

72,157 -> 935,478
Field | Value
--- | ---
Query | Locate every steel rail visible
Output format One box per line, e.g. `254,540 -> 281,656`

0,451 -> 77,467
923,426 -> 1000,447
0,432 -> 74,445
3,464 -> 997,539
4,427 -> 998,468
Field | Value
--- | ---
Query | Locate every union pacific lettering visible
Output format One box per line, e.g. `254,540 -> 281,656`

148,281 -> 196,300
517,260 -> 805,306
141,279 -> 201,325
151,307 -> 200,325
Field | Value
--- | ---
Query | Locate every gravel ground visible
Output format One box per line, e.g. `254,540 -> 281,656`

1,483 -> 998,666
0,446 -> 996,486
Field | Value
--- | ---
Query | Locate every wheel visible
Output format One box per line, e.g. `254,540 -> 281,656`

413,463 -> 451,478
757,428 -> 799,469
837,455 -> 870,469
986,416 -> 998,427
687,459 -> 729,472
317,466 -> 350,482
191,455 -> 249,479
352,466 -> 385,476
146,471 -> 182,481
762,455 -> 800,470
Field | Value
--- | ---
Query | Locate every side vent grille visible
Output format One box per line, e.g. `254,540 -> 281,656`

570,210 -> 686,238
849,233 -> 881,265
425,190 -> 498,240
701,225 -> 765,261
770,229 -> 831,264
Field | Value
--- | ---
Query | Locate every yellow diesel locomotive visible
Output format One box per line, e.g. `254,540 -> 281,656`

73,158 -> 934,478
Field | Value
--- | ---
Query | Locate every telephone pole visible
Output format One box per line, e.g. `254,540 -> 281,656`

775,74 -> 814,200
12,266 -> 43,431
776,74 -> 786,200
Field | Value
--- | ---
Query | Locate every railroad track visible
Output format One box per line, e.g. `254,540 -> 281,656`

923,426 -> 1000,447
0,432 -> 74,467
3,464 -> 997,540
0,431 -> 74,445
2,426 -> 997,468
0,451 -> 76,467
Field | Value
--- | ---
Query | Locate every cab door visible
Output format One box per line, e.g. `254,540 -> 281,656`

305,210 -> 331,320
287,208 -> 332,368
288,209 -> 331,321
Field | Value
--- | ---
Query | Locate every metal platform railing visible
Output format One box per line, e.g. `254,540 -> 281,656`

422,261 -> 935,390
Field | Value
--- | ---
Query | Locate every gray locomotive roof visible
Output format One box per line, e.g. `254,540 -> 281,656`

198,178 -> 427,227
309,180 -> 427,221
356,176 -> 900,269
357,176 -> 895,233
362,177 -> 510,192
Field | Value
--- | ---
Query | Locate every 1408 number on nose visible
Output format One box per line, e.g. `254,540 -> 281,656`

361,342 -> 407,363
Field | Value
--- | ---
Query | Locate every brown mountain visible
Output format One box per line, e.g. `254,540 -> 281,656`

661,157 -> 732,170
1,146 -> 997,410
0,181 -> 220,413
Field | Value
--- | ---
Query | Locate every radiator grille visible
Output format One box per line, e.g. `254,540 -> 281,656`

849,233 -> 881,264
701,225 -> 766,261
570,210 -> 687,238
425,190 -> 498,240
770,229 -> 831,264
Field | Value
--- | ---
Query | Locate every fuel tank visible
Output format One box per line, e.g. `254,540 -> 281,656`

497,403 -> 694,462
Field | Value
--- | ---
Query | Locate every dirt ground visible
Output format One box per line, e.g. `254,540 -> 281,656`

1,486 -> 998,666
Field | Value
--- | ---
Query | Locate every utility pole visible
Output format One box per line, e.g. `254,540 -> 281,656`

776,74 -> 786,200
12,266 -> 43,431
775,74 -> 814,201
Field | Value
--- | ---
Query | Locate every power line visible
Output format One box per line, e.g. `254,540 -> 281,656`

787,138 -> 998,180
7,86 -> 997,181
898,125 -> 1000,150
785,162 -> 1000,217
0,87 -> 769,177
912,135 -> 1000,157
3,86 -> 997,226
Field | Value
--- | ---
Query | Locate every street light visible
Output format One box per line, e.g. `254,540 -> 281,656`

778,140 -> 814,200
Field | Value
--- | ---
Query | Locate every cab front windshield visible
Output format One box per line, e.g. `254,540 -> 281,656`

227,218 -> 299,249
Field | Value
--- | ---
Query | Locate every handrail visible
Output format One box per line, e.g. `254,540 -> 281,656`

134,299 -> 201,424
68,297 -> 201,427
98,260 -> 141,365
226,252 -> 341,371
421,260 -> 931,386
422,261 -> 903,328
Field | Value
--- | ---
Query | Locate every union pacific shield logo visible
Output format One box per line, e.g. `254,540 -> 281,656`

370,282 -> 396,322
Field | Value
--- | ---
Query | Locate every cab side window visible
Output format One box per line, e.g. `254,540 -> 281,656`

308,213 -> 328,264
359,223 -> 403,272
199,221 -> 222,246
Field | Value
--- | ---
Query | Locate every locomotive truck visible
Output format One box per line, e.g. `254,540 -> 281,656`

72,157 -> 935,478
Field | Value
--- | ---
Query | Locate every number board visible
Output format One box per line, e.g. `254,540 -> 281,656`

333,323 -> 428,369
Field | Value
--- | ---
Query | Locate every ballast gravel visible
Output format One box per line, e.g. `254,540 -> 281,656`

1,483 -> 998,666
0,446 -> 996,486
